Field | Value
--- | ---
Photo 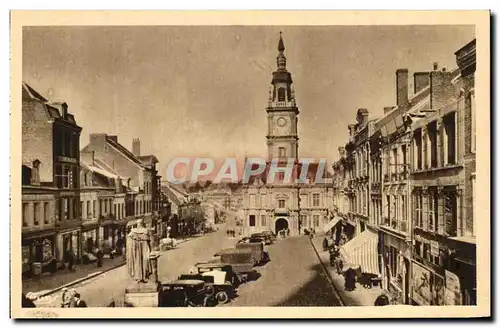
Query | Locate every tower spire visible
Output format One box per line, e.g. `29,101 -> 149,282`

278,31 -> 285,52
276,32 -> 287,71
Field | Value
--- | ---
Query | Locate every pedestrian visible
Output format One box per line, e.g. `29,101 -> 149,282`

73,293 -> 87,307
22,293 -> 36,308
96,248 -> 103,267
68,289 -> 77,307
344,268 -> 356,291
65,249 -> 75,271
286,228 -> 290,237
374,293 -> 390,306
60,287 -> 71,308
323,237 -> 329,251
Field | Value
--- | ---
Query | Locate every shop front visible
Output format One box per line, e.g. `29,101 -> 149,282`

56,228 -> 81,263
381,232 -> 411,304
410,261 -> 445,306
22,230 -> 56,276
81,222 -> 100,254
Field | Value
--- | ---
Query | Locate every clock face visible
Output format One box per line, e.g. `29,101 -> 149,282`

277,117 -> 287,127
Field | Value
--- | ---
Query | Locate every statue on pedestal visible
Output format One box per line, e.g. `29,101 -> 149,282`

126,219 -> 158,283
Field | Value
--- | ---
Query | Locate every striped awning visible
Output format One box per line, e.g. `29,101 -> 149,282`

323,216 -> 341,233
340,229 -> 380,275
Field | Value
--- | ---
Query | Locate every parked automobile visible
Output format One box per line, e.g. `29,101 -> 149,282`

194,261 -> 254,286
159,279 -> 212,307
251,233 -> 272,245
235,242 -> 270,266
261,230 -> 277,241
237,237 -> 250,244
178,271 -> 235,305
213,248 -> 258,283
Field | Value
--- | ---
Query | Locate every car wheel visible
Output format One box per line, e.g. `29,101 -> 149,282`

216,291 -> 229,304
205,285 -> 215,296
203,296 -> 217,307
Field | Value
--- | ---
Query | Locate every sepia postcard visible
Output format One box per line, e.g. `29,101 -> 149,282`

10,10 -> 490,319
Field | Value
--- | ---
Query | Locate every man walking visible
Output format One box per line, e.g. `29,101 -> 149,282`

73,293 -> 87,307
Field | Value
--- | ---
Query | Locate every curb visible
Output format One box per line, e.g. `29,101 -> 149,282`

308,237 -> 346,307
34,237 -> 196,299
37,261 -> 127,298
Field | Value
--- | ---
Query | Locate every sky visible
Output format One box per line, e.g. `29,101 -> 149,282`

22,25 -> 475,175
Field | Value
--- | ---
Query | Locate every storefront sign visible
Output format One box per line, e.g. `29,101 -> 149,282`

411,262 -> 432,305
444,270 -> 463,305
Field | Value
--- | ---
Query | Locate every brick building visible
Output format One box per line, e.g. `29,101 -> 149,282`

22,82 -> 82,272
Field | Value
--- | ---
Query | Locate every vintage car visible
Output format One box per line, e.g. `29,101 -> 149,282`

178,270 -> 235,305
250,233 -> 273,245
261,230 -> 277,242
159,279 -> 212,307
194,262 -> 243,286
235,242 -> 270,265
237,237 -> 250,244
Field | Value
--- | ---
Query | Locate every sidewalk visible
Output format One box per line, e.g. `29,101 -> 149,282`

22,256 -> 126,296
24,237 -> 196,298
310,235 -> 382,306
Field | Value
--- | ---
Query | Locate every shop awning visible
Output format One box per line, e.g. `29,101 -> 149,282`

323,216 -> 341,233
340,229 -> 380,275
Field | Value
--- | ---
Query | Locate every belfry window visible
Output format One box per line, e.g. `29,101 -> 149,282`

278,88 -> 286,101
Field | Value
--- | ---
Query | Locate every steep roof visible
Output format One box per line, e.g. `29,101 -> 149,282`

22,82 -> 48,102
105,136 -> 144,167
161,185 -> 183,206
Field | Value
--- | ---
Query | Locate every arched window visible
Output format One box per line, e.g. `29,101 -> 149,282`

278,88 -> 286,101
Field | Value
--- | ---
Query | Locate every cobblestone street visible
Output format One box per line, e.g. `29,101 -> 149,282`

224,235 -> 341,307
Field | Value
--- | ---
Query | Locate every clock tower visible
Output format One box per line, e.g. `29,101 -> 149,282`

266,33 -> 299,163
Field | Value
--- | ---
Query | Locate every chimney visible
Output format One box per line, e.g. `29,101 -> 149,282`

61,102 -> 69,118
413,72 -> 430,94
383,106 -> 393,114
430,67 -> 455,111
396,69 -> 409,108
132,138 -> 141,157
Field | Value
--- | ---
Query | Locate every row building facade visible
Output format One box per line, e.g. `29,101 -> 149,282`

331,39 -> 476,306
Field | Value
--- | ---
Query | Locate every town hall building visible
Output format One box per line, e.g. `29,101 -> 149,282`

242,34 -> 334,236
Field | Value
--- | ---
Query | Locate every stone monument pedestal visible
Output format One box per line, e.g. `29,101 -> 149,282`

124,252 -> 161,307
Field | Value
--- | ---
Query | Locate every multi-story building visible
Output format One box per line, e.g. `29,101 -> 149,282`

408,41 -> 476,306
22,82 -> 83,269
80,150 -> 129,254
375,67 -> 432,304
242,34 -> 334,236
82,135 -> 160,237
330,39 -> 476,306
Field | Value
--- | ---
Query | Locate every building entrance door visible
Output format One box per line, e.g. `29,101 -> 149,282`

275,218 -> 289,236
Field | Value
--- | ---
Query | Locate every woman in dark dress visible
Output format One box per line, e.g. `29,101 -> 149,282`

22,294 -> 36,308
